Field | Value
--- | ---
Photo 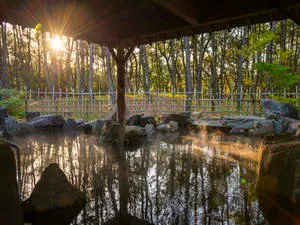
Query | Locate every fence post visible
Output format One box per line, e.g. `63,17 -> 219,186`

52,86 -> 55,114
59,88 -> 62,115
44,88 -> 47,115
72,90 -> 76,118
66,89 -> 69,118
296,86 -> 298,108
240,86 -> 243,116
25,87 -> 28,115
284,88 -> 287,99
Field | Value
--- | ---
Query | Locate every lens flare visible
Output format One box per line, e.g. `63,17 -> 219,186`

50,35 -> 62,51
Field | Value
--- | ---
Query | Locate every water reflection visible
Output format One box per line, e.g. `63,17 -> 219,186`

14,132 -> 267,225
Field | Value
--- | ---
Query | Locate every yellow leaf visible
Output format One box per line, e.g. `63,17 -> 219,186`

34,23 -> 42,31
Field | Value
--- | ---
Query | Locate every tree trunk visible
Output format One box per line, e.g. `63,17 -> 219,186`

183,36 -> 193,111
219,31 -> 227,97
1,22 -> 9,88
42,31 -> 51,88
265,21 -> 276,94
140,44 -> 151,97
210,32 -> 218,110
170,40 -> 177,94
237,27 -> 247,109
103,46 -> 116,104
66,37 -> 74,89
88,43 -> 94,92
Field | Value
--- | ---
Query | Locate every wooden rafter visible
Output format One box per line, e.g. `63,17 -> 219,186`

152,0 -> 199,25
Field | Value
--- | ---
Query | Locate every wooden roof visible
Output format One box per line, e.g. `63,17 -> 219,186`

0,0 -> 299,47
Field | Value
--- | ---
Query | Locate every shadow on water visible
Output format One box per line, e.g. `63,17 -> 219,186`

11,130 -> 299,225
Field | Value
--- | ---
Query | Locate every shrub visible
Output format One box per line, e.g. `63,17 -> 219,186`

0,89 -> 25,118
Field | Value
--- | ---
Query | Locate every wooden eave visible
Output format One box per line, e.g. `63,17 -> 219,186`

0,0 -> 299,47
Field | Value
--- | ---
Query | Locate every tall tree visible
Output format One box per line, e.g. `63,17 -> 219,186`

140,44 -> 151,95
41,31 -> 51,88
88,43 -> 94,92
0,22 -> 9,88
103,46 -> 116,104
265,22 -> 276,94
183,36 -> 193,111
210,31 -> 218,109
237,27 -> 247,108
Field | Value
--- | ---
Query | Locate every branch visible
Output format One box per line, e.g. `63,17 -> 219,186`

125,46 -> 134,61
108,46 -> 118,62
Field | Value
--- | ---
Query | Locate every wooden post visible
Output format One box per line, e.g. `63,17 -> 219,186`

109,44 -> 134,145
116,46 -> 126,128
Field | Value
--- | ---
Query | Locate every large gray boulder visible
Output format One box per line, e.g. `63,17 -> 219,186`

156,121 -> 179,132
262,99 -> 299,120
63,118 -> 78,130
78,122 -> 93,134
284,117 -> 300,136
257,135 -> 300,205
144,124 -> 156,137
79,119 -> 106,135
248,119 -> 274,136
139,115 -> 156,127
127,114 -> 156,127
0,106 -> 8,130
3,117 -> 33,136
23,163 -> 86,224
224,116 -> 275,136
192,118 -> 231,133
4,116 -> 20,136
125,126 -> 144,140
0,141 -> 23,225
163,113 -> 191,128
223,116 -> 266,129
26,112 -> 40,122
101,120 -> 122,143
29,114 -> 65,128
93,120 -> 106,134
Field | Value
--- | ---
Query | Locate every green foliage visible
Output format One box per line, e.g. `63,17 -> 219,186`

0,89 -> 25,118
239,30 -> 278,57
254,62 -> 300,89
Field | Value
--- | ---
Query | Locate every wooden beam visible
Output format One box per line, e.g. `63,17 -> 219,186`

152,0 -> 199,25
279,6 -> 300,25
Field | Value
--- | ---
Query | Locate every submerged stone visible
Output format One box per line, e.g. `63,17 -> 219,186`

0,141 -> 23,225
23,163 -> 86,225
257,134 -> 300,205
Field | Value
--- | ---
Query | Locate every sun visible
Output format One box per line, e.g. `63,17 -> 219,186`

50,35 -> 62,51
